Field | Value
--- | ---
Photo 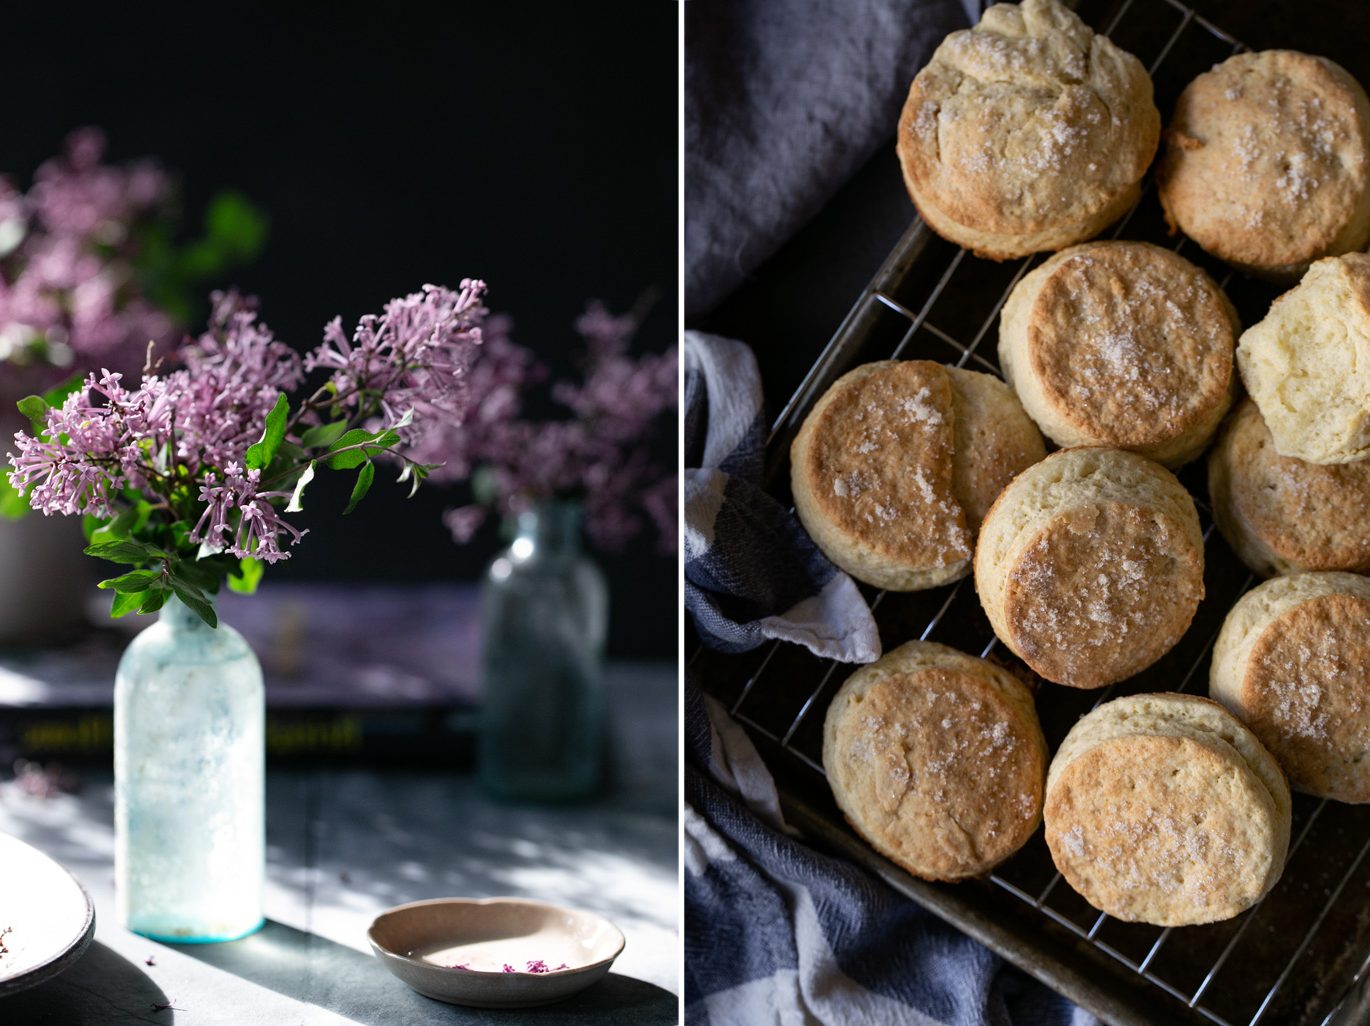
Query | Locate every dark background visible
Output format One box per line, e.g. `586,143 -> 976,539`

3,5 -> 678,659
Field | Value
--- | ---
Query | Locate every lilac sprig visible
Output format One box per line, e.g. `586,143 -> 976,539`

422,299 -> 677,553
303,280 -> 487,433
0,129 -> 173,412
6,282 -> 487,626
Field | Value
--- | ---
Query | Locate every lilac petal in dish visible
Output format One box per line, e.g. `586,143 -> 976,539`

368,897 -> 624,1008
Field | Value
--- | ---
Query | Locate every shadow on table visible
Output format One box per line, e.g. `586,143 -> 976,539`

1,941 -> 174,1023
172,919 -> 677,1025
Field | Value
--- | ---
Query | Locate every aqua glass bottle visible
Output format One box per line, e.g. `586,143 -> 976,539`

479,501 -> 609,801
114,595 -> 265,942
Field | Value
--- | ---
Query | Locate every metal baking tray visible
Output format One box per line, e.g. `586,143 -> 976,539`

691,0 -> 1370,1023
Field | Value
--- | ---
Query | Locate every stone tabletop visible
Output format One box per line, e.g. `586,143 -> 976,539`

0,663 -> 680,1025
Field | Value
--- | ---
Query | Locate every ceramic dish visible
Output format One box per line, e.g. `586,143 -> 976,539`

0,832 -> 96,995
367,896 -> 625,1008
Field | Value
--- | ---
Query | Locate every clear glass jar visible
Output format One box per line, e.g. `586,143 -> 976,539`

114,595 -> 264,942
479,501 -> 608,801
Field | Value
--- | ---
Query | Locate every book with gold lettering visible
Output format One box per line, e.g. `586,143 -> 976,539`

0,583 -> 480,765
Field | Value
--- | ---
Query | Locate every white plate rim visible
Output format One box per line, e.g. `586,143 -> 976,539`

0,832 -> 97,996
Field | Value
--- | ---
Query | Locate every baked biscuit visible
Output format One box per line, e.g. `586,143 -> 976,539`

1044,693 -> 1291,926
999,241 -> 1238,467
975,448 -> 1204,688
1158,50 -> 1370,280
823,640 -> 1048,881
791,361 -> 1044,591
1236,253 -> 1370,464
1210,572 -> 1370,803
1209,400 -> 1370,576
896,0 -> 1159,259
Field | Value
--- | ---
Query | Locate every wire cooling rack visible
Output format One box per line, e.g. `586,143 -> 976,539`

691,1 -> 1370,1023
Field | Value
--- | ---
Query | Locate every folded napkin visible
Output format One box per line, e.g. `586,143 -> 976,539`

684,330 -> 880,664
685,0 -> 978,317
685,678 -> 1100,1026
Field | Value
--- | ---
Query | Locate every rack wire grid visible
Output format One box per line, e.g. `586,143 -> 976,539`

691,0 -> 1370,1023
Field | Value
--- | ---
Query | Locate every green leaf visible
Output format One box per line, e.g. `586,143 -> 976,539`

204,190 -> 269,261
170,556 -> 224,595
343,461 -> 375,515
88,502 -> 149,546
139,587 -> 169,615
16,395 -> 48,433
321,427 -> 386,471
110,590 -> 145,619
170,578 -> 217,628
299,421 -> 348,450
324,427 -> 397,470
326,428 -> 375,449
97,569 -> 163,593
471,465 -> 499,506
0,470 -> 29,520
286,460 -> 316,513
40,373 -> 84,410
227,556 -> 263,595
245,393 -> 290,471
274,439 -> 305,465
84,540 -> 166,565
82,514 -> 102,541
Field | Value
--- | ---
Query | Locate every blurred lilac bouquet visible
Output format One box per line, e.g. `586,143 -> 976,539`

7,281 -> 488,626
0,129 -> 267,516
420,300 -> 677,553
0,129 -> 266,408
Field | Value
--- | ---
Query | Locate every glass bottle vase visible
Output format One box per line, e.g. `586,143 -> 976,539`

479,501 -> 608,801
114,595 -> 265,942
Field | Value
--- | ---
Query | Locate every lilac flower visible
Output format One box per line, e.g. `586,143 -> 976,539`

174,292 -> 303,467
29,128 -> 167,246
0,129 -> 174,420
10,297 -> 308,564
9,276 -> 490,626
418,300 -> 677,553
640,476 -> 678,557
9,370 -> 155,518
304,281 -> 487,434
574,301 -> 638,360
442,505 -> 487,544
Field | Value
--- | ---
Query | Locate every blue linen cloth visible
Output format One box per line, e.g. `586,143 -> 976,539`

684,330 -> 880,664
684,678 -> 1100,1026
685,0 -> 980,317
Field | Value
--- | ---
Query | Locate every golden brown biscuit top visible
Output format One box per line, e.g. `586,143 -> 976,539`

1220,400 -> 1370,570
1161,51 -> 1370,269
1026,243 -> 1234,447
899,0 -> 1157,235
1004,500 -> 1204,687
947,369 -> 1048,530
798,361 -> 972,571
1045,733 -> 1272,922
831,666 -> 1044,874
1246,593 -> 1370,798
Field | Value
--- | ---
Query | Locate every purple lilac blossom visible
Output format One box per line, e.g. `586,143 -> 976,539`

417,301 -> 677,553
8,297 -> 308,563
303,280 -> 487,434
176,292 -> 304,467
9,280 -> 490,569
0,130 -> 173,416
